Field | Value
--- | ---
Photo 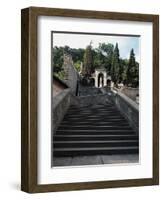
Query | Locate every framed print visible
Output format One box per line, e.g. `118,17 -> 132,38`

21,7 -> 159,193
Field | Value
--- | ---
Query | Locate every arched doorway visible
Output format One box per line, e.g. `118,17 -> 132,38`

107,79 -> 111,87
98,73 -> 104,87
90,78 -> 95,86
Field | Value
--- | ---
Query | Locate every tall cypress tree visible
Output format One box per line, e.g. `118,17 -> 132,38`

111,43 -> 120,83
134,62 -> 139,87
83,43 -> 93,77
118,59 -> 125,82
127,48 -> 138,86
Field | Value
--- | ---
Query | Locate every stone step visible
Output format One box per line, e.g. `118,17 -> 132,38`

64,112 -> 122,118
53,146 -> 139,156
67,108 -> 118,113
65,109 -> 121,114
69,104 -> 114,109
54,134 -> 138,141
68,105 -> 117,110
53,140 -> 138,148
60,121 -> 129,126
58,125 -> 132,131
68,107 -> 116,112
56,129 -> 135,135
63,116 -> 125,122
63,116 -> 124,121
53,102 -> 138,157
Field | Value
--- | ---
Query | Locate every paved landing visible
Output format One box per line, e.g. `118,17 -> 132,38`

52,154 -> 139,167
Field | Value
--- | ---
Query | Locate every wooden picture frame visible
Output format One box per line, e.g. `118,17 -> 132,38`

21,7 -> 159,193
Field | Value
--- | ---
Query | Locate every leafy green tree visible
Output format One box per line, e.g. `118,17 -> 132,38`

64,47 -> 84,63
52,43 -> 139,88
52,47 -> 64,73
52,46 -> 85,72
98,43 -> 114,73
63,45 -> 71,54
92,48 -> 105,69
74,60 -> 81,72
71,48 -> 85,63
111,43 -> 120,83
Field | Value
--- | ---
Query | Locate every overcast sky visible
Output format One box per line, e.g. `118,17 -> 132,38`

52,32 -> 140,62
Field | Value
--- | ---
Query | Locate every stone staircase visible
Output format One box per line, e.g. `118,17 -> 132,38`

78,85 -> 102,96
53,102 -> 139,157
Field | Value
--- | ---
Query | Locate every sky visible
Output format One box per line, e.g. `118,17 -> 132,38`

52,32 -> 140,62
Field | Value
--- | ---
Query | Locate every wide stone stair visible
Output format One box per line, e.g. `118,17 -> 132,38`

53,102 -> 139,157
78,85 -> 102,96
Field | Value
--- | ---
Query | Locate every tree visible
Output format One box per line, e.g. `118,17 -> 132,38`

83,43 -> 93,77
74,60 -> 81,72
64,47 -> 84,63
52,46 -> 85,73
111,43 -> 120,83
118,59 -> 125,82
119,59 -> 129,85
133,62 -> 139,87
52,44 -> 139,88
127,48 -> 139,87
52,46 -> 64,73
92,48 -> 105,69
98,43 -> 114,73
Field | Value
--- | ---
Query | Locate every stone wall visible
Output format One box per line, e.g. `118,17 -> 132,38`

53,78 -> 68,97
63,54 -> 79,95
121,87 -> 139,102
53,83 -> 64,97
109,90 -> 139,133
52,88 -> 71,134
101,87 -> 139,133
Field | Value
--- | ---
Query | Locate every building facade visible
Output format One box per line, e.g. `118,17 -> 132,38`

91,67 -> 113,88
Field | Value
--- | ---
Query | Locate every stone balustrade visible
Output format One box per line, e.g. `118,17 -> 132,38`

106,89 -> 139,133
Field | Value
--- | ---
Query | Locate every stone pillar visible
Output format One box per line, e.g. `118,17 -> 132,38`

104,72 -> 107,86
95,72 -> 98,87
111,81 -> 114,88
